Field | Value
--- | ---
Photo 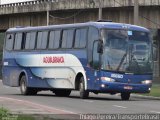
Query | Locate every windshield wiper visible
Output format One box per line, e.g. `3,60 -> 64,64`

116,52 -> 127,71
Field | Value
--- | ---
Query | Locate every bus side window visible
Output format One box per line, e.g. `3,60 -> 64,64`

75,28 -> 87,48
37,31 -> 48,49
61,29 -> 74,49
88,27 -> 99,67
25,32 -> 36,50
49,30 -> 61,49
14,33 -> 23,50
5,34 -> 14,50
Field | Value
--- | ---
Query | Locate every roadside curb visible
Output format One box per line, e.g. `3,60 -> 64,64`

131,94 -> 160,100
0,96 -> 76,114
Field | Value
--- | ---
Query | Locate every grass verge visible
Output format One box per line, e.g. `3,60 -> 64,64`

0,107 -> 61,120
0,107 -> 35,120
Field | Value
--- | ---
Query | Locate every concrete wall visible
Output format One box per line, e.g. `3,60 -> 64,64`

0,0 -> 160,30
0,0 -> 160,82
1,6 -> 160,29
1,0 -> 160,15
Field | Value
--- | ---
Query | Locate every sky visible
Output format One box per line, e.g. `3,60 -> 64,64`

1,0 -> 35,4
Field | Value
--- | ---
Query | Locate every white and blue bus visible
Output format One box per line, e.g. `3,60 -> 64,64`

2,21 -> 153,100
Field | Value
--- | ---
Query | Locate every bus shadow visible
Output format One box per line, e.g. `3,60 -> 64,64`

69,95 -> 121,101
69,95 -> 157,101
9,93 -> 151,102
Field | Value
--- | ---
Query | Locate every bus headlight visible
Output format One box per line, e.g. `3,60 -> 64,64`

141,80 -> 152,85
101,77 -> 115,82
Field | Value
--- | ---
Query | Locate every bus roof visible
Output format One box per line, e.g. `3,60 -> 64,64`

6,22 -> 149,33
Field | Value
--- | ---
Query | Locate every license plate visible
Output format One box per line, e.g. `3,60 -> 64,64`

124,86 -> 133,90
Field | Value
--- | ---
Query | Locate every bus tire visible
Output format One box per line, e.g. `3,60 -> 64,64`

54,89 -> 71,97
20,75 -> 37,95
79,76 -> 89,99
121,93 -> 130,100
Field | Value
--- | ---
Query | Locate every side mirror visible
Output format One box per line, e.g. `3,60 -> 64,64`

97,40 -> 103,53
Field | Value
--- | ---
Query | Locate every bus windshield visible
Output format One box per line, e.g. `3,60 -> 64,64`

102,29 -> 153,74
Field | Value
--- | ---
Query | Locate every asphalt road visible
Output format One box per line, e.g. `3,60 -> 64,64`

0,81 -> 160,115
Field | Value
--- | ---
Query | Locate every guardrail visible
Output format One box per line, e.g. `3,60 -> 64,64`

0,0 -> 160,15
0,0 -> 160,9
0,0 -> 58,8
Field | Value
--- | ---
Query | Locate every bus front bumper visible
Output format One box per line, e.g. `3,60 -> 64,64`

99,82 -> 151,93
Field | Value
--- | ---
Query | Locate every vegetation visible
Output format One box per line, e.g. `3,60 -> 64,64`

17,115 -> 35,120
0,107 -> 35,120
0,107 -> 10,119
0,107 -> 62,120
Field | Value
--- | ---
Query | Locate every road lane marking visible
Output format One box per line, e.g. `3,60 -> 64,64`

150,111 -> 160,114
0,96 -> 76,114
12,108 -> 55,114
14,111 -> 55,114
3,86 -> 10,89
12,111 -> 52,114
13,108 -> 44,111
16,88 -> 20,90
83,100 -> 94,103
113,105 -> 127,109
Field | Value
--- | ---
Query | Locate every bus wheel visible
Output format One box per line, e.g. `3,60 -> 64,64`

79,77 -> 89,99
54,89 -> 71,97
20,75 -> 37,95
121,93 -> 130,100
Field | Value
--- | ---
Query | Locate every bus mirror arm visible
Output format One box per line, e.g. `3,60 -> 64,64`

97,40 -> 103,54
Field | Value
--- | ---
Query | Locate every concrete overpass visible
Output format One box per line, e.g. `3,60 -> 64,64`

0,0 -> 160,82
0,0 -> 160,30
